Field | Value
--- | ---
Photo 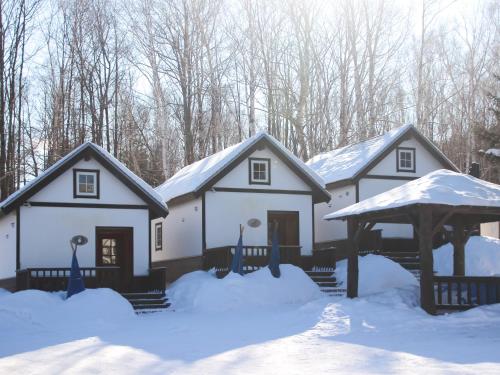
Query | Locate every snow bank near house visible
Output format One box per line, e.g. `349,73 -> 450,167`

168,265 -> 322,312
0,288 -> 11,298
434,236 -> 500,276
0,288 -> 134,331
336,254 -> 419,297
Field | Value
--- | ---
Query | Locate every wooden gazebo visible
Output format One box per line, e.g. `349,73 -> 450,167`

325,170 -> 500,314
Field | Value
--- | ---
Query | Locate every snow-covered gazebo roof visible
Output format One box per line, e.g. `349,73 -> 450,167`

324,169 -> 500,223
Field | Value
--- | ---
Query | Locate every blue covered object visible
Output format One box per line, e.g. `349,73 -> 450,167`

269,225 -> 281,278
67,252 -> 85,298
231,229 -> 245,275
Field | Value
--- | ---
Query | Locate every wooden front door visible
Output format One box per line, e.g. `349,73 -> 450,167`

267,211 -> 300,246
96,227 -> 133,291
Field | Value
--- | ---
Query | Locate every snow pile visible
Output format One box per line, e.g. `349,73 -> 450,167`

0,288 -> 134,330
325,169 -> 500,220
336,254 -> 419,297
168,265 -> 322,312
434,236 -> 500,276
0,288 -> 11,298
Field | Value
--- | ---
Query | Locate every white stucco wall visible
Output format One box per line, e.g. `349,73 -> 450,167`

151,198 -> 202,262
31,157 -> 145,205
481,222 -> 499,239
215,147 -> 311,191
0,212 -> 17,279
205,191 -> 313,255
367,137 -> 448,177
19,206 -> 149,275
314,185 -> 356,242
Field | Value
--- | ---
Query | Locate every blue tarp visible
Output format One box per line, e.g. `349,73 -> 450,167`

269,225 -> 281,278
231,231 -> 244,275
67,252 -> 85,298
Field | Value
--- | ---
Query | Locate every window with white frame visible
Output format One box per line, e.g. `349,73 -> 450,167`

397,148 -> 415,172
155,222 -> 163,251
249,158 -> 270,184
73,169 -> 100,198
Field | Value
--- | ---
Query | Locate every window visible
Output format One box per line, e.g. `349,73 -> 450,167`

249,158 -> 271,185
101,238 -> 118,265
397,148 -> 416,172
155,223 -> 162,251
73,169 -> 100,198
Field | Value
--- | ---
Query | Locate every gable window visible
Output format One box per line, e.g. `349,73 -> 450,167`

249,158 -> 271,185
397,148 -> 416,173
73,169 -> 100,198
155,223 -> 163,251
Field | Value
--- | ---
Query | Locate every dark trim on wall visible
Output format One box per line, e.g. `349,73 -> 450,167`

311,201 -> 315,246
152,255 -> 203,283
154,222 -> 162,251
212,187 -> 313,195
196,137 -> 330,203
364,174 -> 418,181
248,157 -> 271,185
16,206 -> 20,270
202,192 -> 206,252
396,147 -> 416,173
28,202 -> 149,210
73,168 -> 100,199
355,181 -> 360,203
148,210 -> 153,270
1,144 -> 168,218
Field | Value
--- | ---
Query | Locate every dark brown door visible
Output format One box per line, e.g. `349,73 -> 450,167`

96,227 -> 133,291
267,211 -> 299,246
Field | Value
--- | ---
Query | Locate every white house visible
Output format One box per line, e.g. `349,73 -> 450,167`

0,142 -> 168,291
307,124 -> 459,250
152,132 -> 330,280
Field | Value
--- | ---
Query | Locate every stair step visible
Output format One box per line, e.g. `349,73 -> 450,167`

128,298 -> 168,306
133,303 -> 171,310
317,282 -> 338,287
306,271 -> 335,277
122,292 -> 166,300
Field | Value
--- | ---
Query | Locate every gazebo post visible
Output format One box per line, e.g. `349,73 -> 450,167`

452,219 -> 466,276
346,217 -> 359,298
418,206 -> 436,314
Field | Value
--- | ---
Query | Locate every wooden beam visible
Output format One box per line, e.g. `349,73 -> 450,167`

347,218 -> 359,298
418,206 -> 435,314
452,219 -> 466,276
432,210 -> 455,236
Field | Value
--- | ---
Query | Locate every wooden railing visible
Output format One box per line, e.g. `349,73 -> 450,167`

203,245 -> 301,274
16,267 -> 121,292
312,247 -> 336,271
434,276 -> 500,310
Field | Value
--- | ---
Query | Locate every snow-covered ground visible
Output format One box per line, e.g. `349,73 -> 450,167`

1,262 -> 500,374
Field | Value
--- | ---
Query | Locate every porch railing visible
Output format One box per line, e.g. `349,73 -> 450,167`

311,247 -> 336,271
434,276 -> 500,310
203,245 -> 301,274
16,267 -> 121,292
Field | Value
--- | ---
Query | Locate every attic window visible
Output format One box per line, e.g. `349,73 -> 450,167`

249,158 -> 270,185
73,169 -> 100,198
155,222 -> 162,251
397,148 -> 415,172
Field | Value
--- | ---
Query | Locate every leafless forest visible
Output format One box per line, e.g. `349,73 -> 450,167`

0,0 -> 498,199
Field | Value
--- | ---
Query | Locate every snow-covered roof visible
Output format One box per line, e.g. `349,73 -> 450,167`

0,142 -> 168,217
156,132 -> 329,203
485,148 -> 500,158
325,169 -> 500,220
307,124 -> 457,186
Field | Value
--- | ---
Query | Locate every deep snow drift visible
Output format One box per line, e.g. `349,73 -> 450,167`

0,288 -> 134,333
168,265 -> 322,312
1,264 -> 500,374
335,254 -> 419,297
434,235 -> 500,276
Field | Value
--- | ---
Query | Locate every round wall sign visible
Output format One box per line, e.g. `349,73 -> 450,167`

247,218 -> 261,228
